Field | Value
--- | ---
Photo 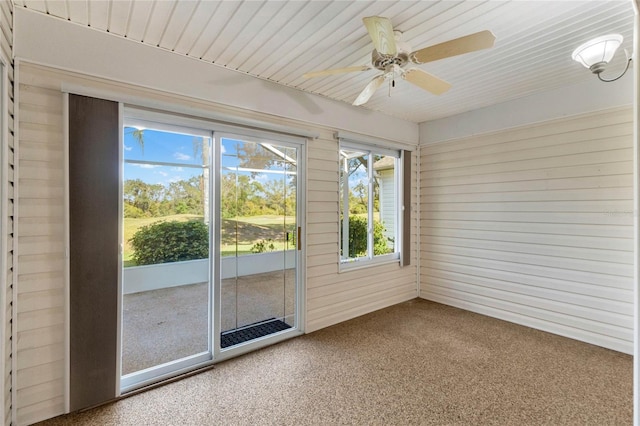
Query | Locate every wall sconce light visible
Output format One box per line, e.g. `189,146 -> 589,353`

572,34 -> 632,82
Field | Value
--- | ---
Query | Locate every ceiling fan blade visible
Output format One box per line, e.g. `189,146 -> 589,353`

353,75 -> 386,106
362,16 -> 397,56
403,68 -> 451,95
411,30 -> 496,64
303,65 -> 371,79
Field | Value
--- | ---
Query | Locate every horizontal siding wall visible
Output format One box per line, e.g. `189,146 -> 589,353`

305,138 -> 418,333
420,107 -> 634,354
15,68 -> 66,425
1,0 -> 12,425
14,61 -> 418,423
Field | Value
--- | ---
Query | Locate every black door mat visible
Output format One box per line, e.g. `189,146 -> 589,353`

221,318 -> 292,348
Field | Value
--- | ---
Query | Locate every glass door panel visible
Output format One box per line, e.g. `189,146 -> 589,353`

283,146 -> 297,327
121,123 -> 212,388
220,136 -> 298,348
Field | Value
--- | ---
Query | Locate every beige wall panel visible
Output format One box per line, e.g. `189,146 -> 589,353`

308,148 -> 338,162
309,278 -> 416,311
13,272 -> 63,295
16,308 -> 64,334
422,268 -> 631,316
424,107 -> 633,154
307,201 -> 337,213
420,159 -> 633,191
307,190 -> 339,203
308,169 -> 338,182
420,107 -> 634,354
15,379 -> 64,412
419,221 -> 633,238
424,148 -> 633,180
422,252 -> 629,288
307,287 -> 417,332
15,396 -> 64,426
309,267 -> 417,299
15,75 -> 65,423
306,243 -> 337,257
16,343 -> 64,371
17,290 -> 64,314
421,226 -> 633,251
2,1 -> 13,423
427,122 -> 632,163
15,362 -> 63,390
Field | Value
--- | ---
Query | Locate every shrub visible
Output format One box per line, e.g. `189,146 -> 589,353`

130,220 -> 209,265
251,238 -> 276,253
345,215 -> 390,258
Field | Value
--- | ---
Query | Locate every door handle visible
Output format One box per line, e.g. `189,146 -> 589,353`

297,227 -> 301,251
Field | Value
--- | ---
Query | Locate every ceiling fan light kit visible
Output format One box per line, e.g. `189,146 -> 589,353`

303,16 -> 496,106
572,33 -> 632,82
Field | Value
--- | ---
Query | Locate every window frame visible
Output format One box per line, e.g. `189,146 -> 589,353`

339,141 -> 401,270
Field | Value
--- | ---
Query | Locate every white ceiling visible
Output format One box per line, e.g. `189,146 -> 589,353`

15,0 -> 636,123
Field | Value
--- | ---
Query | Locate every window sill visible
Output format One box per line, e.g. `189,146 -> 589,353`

339,255 -> 400,273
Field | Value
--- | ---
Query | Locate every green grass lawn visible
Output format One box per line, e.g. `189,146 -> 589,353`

123,214 -> 296,267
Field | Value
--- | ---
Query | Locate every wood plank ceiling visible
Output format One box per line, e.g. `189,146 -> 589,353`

15,0 -> 635,123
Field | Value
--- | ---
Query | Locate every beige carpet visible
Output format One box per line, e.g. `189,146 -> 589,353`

40,299 -> 632,425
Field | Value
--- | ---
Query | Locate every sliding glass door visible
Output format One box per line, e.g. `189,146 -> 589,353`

121,121 -> 212,390
119,113 -> 303,391
219,135 -> 299,349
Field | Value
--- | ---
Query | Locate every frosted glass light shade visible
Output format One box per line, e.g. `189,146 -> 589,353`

572,34 -> 623,68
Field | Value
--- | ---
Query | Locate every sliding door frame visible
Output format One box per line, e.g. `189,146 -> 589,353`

213,131 -> 305,362
119,115 -> 214,393
118,107 -> 306,392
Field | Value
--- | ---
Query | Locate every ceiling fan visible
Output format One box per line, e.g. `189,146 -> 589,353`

303,16 -> 496,106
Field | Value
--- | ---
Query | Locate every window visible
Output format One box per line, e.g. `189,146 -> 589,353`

340,143 -> 400,266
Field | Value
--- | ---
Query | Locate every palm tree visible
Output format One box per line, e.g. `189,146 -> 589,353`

131,128 -> 145,154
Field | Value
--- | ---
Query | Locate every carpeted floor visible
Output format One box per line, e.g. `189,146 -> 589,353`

39,299 -> 632,425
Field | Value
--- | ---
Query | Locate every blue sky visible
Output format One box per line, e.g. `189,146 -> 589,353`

123,127 -> 296,186
123,127 -> 208,186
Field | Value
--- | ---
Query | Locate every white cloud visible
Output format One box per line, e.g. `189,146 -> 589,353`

171,167 -> 184,172
220,145 -> 226,154
131,163 -> 159,169
174,152 -> 191,161
157,171 -> 169,177
124,144 -> 133,151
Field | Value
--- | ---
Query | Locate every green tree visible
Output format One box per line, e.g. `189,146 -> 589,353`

123,179 -> 165,217
342,215 -> 390,258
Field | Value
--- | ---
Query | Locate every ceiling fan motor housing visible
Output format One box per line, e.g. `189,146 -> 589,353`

371,31 -> 412,71
371,49 -> 409,70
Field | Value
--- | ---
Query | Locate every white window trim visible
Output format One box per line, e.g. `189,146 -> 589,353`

339,140 -> 401,271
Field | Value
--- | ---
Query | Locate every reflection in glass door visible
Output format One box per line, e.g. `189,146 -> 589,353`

219,136 -> 298,348
120,121 -> 212,390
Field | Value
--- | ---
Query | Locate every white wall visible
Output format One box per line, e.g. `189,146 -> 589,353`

420,104 -> 634,354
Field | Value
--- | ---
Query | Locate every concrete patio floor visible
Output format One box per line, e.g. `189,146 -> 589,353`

121,269 -> 295,375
